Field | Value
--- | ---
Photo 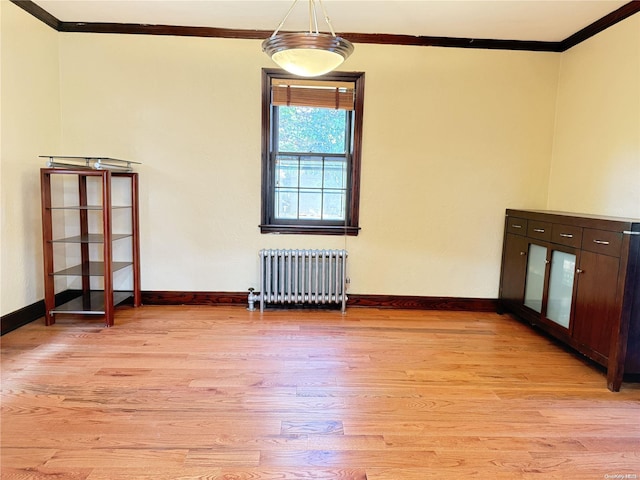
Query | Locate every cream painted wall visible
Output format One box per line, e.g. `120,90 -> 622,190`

548,15 -> 640,218
0,1 -> 60,316
348,45 -> 557,295
56,34 -> 559,298
3,6 -> 637,319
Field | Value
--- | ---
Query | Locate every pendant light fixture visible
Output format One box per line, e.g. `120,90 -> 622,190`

262,0 -> 354,77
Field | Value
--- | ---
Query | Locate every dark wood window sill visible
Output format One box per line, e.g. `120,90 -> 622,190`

259,224 -> 360,236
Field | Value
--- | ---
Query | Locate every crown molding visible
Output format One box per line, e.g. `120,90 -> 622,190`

10,0 -> 640,52
11,0 -> 59,30
559,1 -> 640,51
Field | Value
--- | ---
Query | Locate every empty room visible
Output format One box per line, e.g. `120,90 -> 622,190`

2,0 -> 640,478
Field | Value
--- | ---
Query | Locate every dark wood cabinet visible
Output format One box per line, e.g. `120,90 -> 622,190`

500,232 -> 528,307
499,209 -> 640,391
573,250 -> 620,361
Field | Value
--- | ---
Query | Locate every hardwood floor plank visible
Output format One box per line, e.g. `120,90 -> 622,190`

381,435 -> 587,452
528,451 -> 640,475
41,449 -> 187,469
366,467 -> 608,480
90,468 -> 368,480
2,306 -> 639,479
85,468 -> 222,480
184,449 -> 260,467
577,436 -> 640,452
281,420 -> 344,435
307,434 -> 387,451
214,469 -> 368,479
0,448 -> 58,469
343,419 -> 639,437
258,449 -> 439,468
1,466 -> 92,480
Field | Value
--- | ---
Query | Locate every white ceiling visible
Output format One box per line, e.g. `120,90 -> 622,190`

33,0 -> 630,43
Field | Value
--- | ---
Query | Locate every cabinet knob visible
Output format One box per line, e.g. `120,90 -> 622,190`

576,268 -> 584,274
519,251 -> 526,256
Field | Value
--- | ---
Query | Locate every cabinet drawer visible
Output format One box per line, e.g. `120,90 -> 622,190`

527,221 -> 552,241
506,217 -> 528,236
582,229 -> 623,257
551,224 -> 583,248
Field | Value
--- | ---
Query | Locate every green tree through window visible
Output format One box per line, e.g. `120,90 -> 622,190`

278,106 -> 347,154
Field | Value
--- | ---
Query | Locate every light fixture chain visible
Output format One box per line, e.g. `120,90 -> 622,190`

270,0 -> 300,38
318,0 -> 337,37
310,0 -> 319,34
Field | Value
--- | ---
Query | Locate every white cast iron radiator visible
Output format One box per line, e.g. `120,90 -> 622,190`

252,249 -> 348,313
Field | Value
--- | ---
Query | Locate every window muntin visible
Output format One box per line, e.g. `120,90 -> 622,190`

261,69 -> 364,236
274,154 -> 347,221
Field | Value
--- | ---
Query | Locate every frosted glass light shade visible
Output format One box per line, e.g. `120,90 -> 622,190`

263,32 -> 354,77
272,48 -> 344,77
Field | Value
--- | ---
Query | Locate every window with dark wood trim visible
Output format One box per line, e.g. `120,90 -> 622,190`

260,68 -> 365,236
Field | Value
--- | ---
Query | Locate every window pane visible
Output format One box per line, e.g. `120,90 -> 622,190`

278,106 -> 346,154
275,189 -> 298,219
323,191 -> 345,220
299,157 -> 323,188
324,159 -> 346,189
299,190 -> 322,219
275,157 -> 299,188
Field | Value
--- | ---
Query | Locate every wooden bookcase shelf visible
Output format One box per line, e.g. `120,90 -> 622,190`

40,164 -> 141,326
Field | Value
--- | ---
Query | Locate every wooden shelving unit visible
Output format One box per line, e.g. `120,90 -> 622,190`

40,158 -> 141,326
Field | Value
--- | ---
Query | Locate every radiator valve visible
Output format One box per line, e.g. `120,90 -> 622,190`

247,287 -> 259,312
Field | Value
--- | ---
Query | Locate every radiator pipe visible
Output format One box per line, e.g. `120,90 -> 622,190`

247,287 -> 259,311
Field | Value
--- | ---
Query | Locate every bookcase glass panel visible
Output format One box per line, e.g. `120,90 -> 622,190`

546,250 -> 576,329
524,243 -> 547,313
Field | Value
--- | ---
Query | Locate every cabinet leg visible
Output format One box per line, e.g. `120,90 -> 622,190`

607,379 -> 622,392
607,368 -> 623,392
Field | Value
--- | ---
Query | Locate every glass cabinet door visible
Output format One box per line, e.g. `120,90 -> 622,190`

546,250 -> 576,329
524,244 -> 547,313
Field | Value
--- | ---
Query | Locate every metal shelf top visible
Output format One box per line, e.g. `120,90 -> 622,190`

40,156 -> 141,172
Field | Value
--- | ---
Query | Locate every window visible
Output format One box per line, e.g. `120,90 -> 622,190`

260,69 -> 364,235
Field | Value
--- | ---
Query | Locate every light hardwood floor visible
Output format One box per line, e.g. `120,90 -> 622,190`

2,306 -> 639,479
